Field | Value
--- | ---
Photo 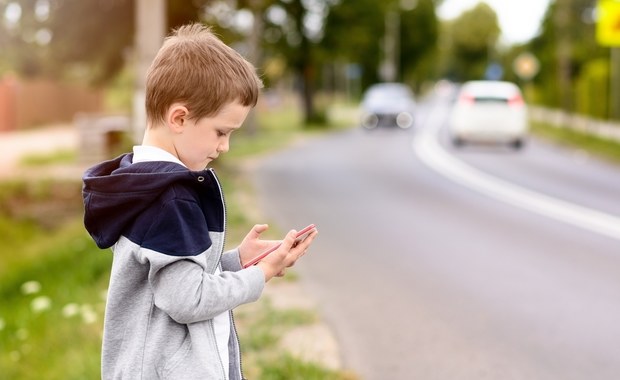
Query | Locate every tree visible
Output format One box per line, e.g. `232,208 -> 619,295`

256,0 -> 331,125
45,0 -> 135,84
321,0 -> 385,90
322,0 -> 440,92
528,0 -> 604,112
0,0 -> 60,78
443,2 -> 499,81
0,0 -> 217,85
399,0 -> 440,90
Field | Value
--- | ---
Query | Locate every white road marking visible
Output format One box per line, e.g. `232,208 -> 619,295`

413,104 -> 620,241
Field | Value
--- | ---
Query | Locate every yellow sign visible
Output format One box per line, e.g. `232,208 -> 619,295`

597,0 -> 620,46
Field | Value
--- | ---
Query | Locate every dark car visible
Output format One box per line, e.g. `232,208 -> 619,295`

360,83 -> 416,129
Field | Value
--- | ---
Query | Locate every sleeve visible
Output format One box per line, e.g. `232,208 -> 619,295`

141,198 -> 265,324
221,248 -> 243,271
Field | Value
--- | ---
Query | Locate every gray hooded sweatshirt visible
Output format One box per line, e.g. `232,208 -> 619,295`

82,153 -> 264,380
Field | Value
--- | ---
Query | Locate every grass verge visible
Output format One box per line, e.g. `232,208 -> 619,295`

530,121 -> 620,165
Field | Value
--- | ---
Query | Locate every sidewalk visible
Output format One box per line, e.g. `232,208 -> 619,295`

0,124 -> 79,178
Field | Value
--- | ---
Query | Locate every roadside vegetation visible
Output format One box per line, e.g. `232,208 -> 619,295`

0,102 -> 357,380
530,121 -> 620,165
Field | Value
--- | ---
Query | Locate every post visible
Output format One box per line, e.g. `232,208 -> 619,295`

555,0 -> 572,112
380,9 -> 400,82
133,0 -> 166,143
610,47 -> 620,120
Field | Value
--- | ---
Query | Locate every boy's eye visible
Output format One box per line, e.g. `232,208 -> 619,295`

217,131 -> 227,137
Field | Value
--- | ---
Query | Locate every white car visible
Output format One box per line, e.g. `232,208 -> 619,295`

360,83 -> 416,129
449,80 -> 528,149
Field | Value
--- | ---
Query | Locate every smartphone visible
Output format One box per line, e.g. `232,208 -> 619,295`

243,224 -> 316,268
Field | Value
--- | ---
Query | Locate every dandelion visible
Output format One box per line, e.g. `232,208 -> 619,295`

21,281 -> 41,295
16,328 -> 28,340
30,296 -> 52,313
81,304 -> 97,324
62,303 -> 80,318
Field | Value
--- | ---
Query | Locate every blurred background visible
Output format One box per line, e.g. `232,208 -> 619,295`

1,0 -> 620,379
0,0 -> 617,131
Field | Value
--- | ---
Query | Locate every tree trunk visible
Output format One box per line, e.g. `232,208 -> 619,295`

300,63 -> 316,125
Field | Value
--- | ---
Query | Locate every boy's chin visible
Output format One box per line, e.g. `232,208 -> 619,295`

202,159 -> 215,169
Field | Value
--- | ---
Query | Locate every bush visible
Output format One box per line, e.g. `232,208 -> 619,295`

575,59 -> 609,120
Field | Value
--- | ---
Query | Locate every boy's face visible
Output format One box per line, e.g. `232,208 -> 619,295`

174,101 -> 251,170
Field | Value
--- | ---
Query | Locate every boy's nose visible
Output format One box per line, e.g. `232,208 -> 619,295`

218,140 -> 230,153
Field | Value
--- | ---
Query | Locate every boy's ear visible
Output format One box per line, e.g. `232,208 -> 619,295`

167,104 -> 189,133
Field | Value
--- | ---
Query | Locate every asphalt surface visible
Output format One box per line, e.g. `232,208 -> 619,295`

252,94 -> 620,379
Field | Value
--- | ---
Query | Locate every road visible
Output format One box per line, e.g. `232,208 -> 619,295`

251,93 -> 620,379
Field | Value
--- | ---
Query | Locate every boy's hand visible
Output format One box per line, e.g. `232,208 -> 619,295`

238,224 -> 279,266
256,228 -> 318,281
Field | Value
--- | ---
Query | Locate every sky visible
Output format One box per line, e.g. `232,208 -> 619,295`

437,0 -> 552,45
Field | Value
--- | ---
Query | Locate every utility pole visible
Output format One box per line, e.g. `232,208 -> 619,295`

133,0 -> 166,143
611,48 -> 620,119
554,0 -> 572,112
380,8 -> 400,82
243,0 -> 265,136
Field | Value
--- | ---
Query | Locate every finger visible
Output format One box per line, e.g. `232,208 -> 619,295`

280,229 -> 298,250
249,224 -> 269,238
294,230 -> 318,251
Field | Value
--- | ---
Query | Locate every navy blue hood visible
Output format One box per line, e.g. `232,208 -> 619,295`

82,153 -> 221,249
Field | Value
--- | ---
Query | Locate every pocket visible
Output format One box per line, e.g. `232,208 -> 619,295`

159,335 -> 223,379
158,335 -> 191,378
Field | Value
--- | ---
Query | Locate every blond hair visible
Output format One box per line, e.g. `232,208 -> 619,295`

145,23 -> 263,126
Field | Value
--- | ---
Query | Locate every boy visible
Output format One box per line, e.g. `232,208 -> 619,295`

82,23 -> 317,380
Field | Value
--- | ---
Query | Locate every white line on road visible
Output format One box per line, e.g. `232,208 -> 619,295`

412,104 -> 620,241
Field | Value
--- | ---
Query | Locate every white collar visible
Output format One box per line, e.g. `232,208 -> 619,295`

132,145 -> 186,168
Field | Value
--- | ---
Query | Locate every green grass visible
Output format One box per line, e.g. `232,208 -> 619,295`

530,121 -> 620,164
236,299 -> 317,353
0,178 -> 109,380
0,103 -> 353,379
234,294 -> 355,380
259,354 -> 350,380
0,217 -> 110,380
19,149 -> 76,166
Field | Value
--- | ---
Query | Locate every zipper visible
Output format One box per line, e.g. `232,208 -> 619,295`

209,168 -> 246,380
230,309 -> 246,380
209,168 -> 226,267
